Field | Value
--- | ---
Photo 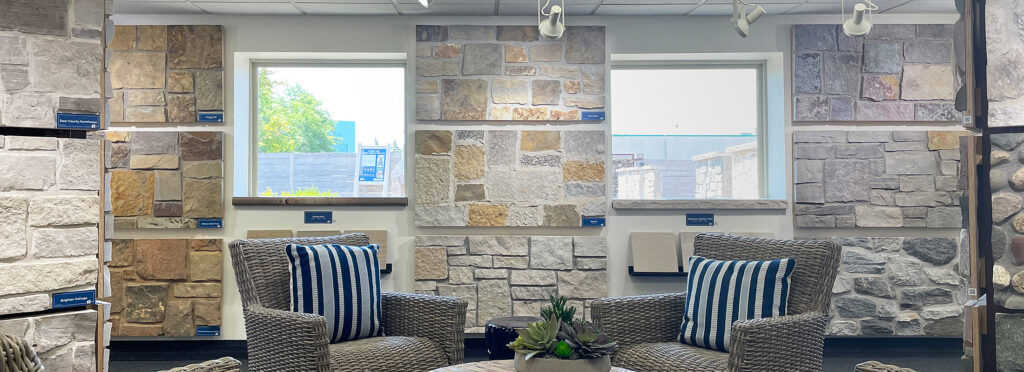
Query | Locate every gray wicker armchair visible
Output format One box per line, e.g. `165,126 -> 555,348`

229,234 -> 468,372
591,233 -> 841,372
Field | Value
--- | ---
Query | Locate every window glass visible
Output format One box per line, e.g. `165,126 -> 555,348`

611,67 -> 761,200
255,65 -> 405,197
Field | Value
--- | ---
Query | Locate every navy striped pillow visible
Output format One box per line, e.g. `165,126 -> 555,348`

286,244 -> 384,343
678,256 -> 795,352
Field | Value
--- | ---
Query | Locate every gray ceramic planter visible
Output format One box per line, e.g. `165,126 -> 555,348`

512,352 -> 612,372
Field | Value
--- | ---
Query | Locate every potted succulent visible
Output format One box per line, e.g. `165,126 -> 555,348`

507,297 -> 618,372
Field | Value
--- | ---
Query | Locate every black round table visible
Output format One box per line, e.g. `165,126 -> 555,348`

483,316 -> 542,360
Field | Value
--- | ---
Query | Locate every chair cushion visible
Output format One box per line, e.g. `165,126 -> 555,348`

612,342 -> 729,372
679,256 -> 795,352
287,244 -> 384,342
328,336 -> 447,371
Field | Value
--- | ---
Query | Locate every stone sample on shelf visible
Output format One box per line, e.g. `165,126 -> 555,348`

0,310 -> 98,371
987,1 -> 1024,127
793,130 -> 966,228
0,136 -> 101,315
989,133 -> 1024,309
107,131 -> 224,229
108,25 -> 224,124
792,24 -> 960,122
414,235 -> 607,333
813,237 -> 964,336
415,129 -> 606,227
416,25 -> 606,122
102,239 -> 223,336
0,0 -> 103,129
629,232 -> 678,273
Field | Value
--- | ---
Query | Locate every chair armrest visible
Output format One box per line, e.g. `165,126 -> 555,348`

243,306 -> 331,372
590,293 -> 687,346
727,313 -> 831,372
381,292 -> 468,365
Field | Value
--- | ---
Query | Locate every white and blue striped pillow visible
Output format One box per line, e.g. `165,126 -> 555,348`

678,256 -> 795,352
286,244 -> 384,343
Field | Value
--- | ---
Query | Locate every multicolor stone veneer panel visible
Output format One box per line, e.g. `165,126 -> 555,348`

415,235 -> 607,333
989,133 -> 1024,310
107,130 -> 224,229
415,129 -> 607,227
415,25 -> 606,122
987,0 -> 1024,127
0,0 -> 104,128
793,130 -> 966,228
0,310 -> 98,371
102,239 -> 223,336
792,24 -> 960,122
107,25 -> 224,124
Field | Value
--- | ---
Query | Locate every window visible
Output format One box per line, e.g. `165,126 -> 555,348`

252,63 -> 405,198
611,64 -> 765,200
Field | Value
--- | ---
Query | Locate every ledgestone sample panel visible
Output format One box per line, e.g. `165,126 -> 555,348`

102,239 -> 224,336
988,0 -> 1024,127
414,235 -> 607,333
0,136 -> 101,315
107,25 -> 224,124
0,310 -> 98,372
0,0 -> 103,129
415,25 -> 606,122
414,129 -> 607,227
793,131 -> 966,228
792,24 -> 960,122
107,131 -> 224,229
819,237 -> 965,336
989,133 -> 1024,310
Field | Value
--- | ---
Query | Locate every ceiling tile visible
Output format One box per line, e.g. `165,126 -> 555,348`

883,0 -> 954,13
396,2 -> 496,15
594,4 -> 699,15
497,2 -> 596,15
191,1 -> 303,14
688,3 -> 798,15
115,1 -> 204,13
293,2 -> 398,14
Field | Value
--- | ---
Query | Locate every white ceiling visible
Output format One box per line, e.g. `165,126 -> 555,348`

114,0 -> 958,17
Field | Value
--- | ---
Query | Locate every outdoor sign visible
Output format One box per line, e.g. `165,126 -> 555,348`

353,146 -> 391,197
56,113 -> 100,130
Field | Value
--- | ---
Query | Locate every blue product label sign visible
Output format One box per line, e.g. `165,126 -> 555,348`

198,113 -> 224,122
685,213 -> 715,226
56,113 -> 100,130
581,111 -> 606,121
197,219 -> 223,229
195,326 -> 221,336
304,211 -> 333,224
52,290 -> 96,309
358,148 -> 387,182
582,217 -> 606,227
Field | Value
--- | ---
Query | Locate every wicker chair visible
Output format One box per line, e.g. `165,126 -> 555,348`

229,234 -> 468,372
158,357 -> 242,372
591,233 -> 841,372
1,333 -> 43,372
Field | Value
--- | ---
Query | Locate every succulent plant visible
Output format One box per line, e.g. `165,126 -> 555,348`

540,296 -> 576,324
553,341 -> 574,358
508,314 -> 561,360
558,320 -> 618,359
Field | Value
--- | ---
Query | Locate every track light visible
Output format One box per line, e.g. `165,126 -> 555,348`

418,0 -> 431,8
539,0 -> 565,39
842,0 -> 878,36
731,0 -> 766,38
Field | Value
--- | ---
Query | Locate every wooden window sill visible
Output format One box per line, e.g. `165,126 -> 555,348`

612,199 -> 788,210
232,197 -> 408,207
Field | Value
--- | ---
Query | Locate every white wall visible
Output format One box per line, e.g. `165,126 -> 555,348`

111,12 -> 963,340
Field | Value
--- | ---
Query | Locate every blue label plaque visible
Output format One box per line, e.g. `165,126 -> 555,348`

197,219 -> 223,229
582,217 -> 606,227
304,211 -> 333,224
56,113 -> 100,130
358,148 -> 387,182
581,111 -> 606,121
685,213 -> 715,226
52,290 -> 96,309
198,113 -> 224,122
195,326 -> 221,336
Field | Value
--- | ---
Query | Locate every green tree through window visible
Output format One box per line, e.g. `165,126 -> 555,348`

257,69 -> 339,153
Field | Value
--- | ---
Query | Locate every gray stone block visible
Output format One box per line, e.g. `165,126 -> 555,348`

794,52 -> 822,94
855,205 -> 903,227
917,25 -> 954,39
847,131 -> 893,143
830,96 -> 855,121
856,101 -> 915,121
565,26 -> 605,64
835,296 -> 877,318
835,144 -> 884,159
894,192 -> 952,207
462,44 -> 503,75
795,183 -> 825,204
796,215 -> 835,227
905,40 -> 954,64
824,160 -> 873,202
823,53 -> 861,95
794,131 -> 847,143
793,25 -> 837,51
866,25 -> 916,40
864,43 -> 904,74
903,237 -> 957,265
795,160 -> 824,183
884,152 -> 937,175
794,95 -> 829,121
794,144 -> 833,160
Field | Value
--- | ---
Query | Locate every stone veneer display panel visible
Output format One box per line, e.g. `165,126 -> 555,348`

987,0 -> 1024,127
102,239 -> 223,336
0,0 -> 104,128
415,129 -> 606,227
793,131 -> 965,228
822,237 -> 965,336
0,136 -> 101,315
0,310 -> 98,371
989,133 -> 1024,310
414,235 -> 607,333
792,25 -> 960,122
107,131 -> 224,229
415,25 -> 606,121
107,25 -> 224,124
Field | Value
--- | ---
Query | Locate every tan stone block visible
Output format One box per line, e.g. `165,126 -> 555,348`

130,154 -> 179,170
182,162 -> 222,179
189,251 -> 222,282
109,52 -> 166,89
110,90 -> 125,122
564,81 -> 581,94
167,25 -> 223,69
469,204 -> 507,227
110,170 -> 154,216
550,109 -> 580,121
154,170 -> 182,201
125,106 -> 167,123
563,96 -> 605,109
504,66 -> 537,76
489,106 -> 513,120
118,324 -> 162,337
163,301 -> 194,337
901,64 -> 956,100
167,94 -> 196,123
135,239 -> 188,280
168,71 -> 194,93
433,44 -> 462,59
563,161 -> 605,182
520,131 -> 560,151
454,145 -> 485,182
441,79 -> 488,120
107,131 -> 131,143
182,178 -> 223,218
927,131 -> 961,150
513,107 -> 548,121
505,45 -> 527,63
173,283 -> 222,298
190,239 -> 222,251
415,246 -> 448,280
193,299 -> 221,325
417,80 -> 439,93
416,130 -> 453,155
110,240 -> 135,267
125,90 -> 165,106
110,26 -> 136,50
136,25 -> 167,51
114,217 -> 137,230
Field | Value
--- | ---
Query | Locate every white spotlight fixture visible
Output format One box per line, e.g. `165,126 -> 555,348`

731,0 -> 766,38
539,0 -> 566,39
418,0 -> 431,8
842,0 -> 878,36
